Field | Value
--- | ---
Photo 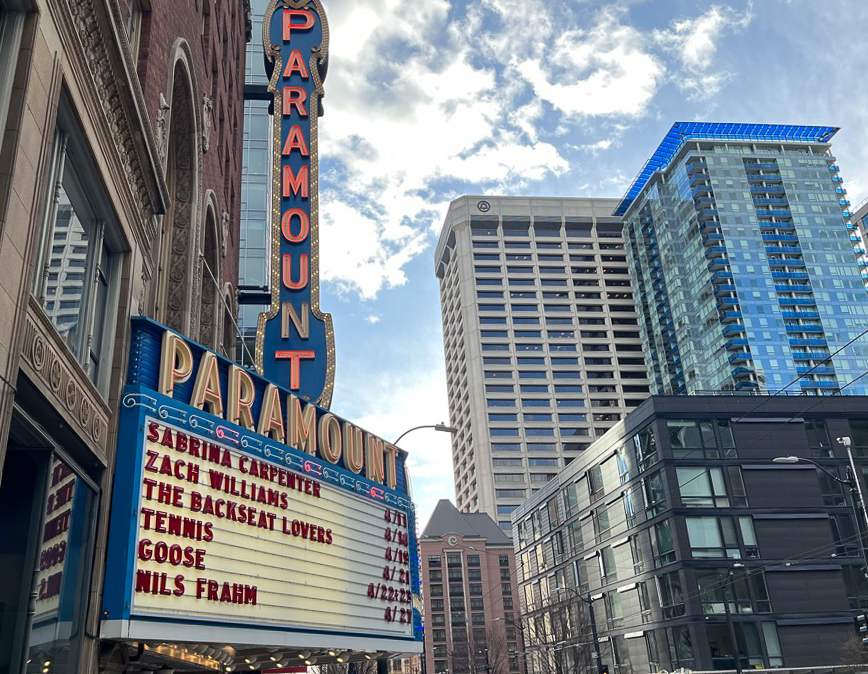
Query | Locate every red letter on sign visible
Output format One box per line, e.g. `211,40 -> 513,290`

282,126 -> 309,156
283,87 -> 308,117
283,49 -> 310,79
283,10 -> 314,42
282,208 -> 310,243
282,253 -> 309,290
282,165 -> 309,198
275,351 -> 316,390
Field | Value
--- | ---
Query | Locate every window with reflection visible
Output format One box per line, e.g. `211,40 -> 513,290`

652,520 -> 676,567
632,425 -> 659,471
657,571 -> 685,618
667,419 -> 736,458
33,100 -> 120,395
807,418 -> 834,457
643,471 -> 666,517
677,466 -> 729,507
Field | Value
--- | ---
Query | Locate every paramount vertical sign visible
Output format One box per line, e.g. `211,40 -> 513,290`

257,0 -> 335,408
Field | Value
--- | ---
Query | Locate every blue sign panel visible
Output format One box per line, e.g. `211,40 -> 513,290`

257,0 -> 335,408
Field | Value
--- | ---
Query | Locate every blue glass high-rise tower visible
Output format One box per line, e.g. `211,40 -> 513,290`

616,122 -> 868,395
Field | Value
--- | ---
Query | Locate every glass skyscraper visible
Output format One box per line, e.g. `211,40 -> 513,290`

616,122 -> 868,395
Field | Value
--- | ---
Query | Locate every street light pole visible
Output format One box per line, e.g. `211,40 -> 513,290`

838,436 -> 868,552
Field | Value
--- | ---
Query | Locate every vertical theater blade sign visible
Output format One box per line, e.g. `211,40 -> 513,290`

257,0 -> 335,408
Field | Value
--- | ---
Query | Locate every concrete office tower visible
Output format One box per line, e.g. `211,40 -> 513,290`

434,197 -> 650,531
616,122 -> 868,395
421,500 -> 524,674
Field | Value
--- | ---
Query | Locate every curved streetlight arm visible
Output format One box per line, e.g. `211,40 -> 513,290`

773,455 -> 850,485
393,423 -> 458,445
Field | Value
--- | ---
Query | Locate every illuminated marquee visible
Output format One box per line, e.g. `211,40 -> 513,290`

102,318 -> 422,654
256,0 -> 335,408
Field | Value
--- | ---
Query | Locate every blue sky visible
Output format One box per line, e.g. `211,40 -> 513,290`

307,0 -> 868,529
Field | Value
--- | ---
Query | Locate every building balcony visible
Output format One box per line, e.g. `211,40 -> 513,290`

720,311 -> 743,323
829,164 -> 840,171
707,258 -> 729,271
768,260 -> 806,268
746,174 -> 783,183
789,338 -> 827,346
724,338 -> 749,350
836,187 -> 847,195
728,352 -> 752,364
774,284 -> 812,293
832,176 -> 843,182
753,197 -> 789,205
771,271 -> 809,279
778,297 -> 817,305
697,209 -> 720,222
687,160 -> 708,173
690,173 -> 711,187
702,233 -> 725,245
717,298 -> 740,307
735,380 -> 759,391
714,285 -> 737,295
800,380 -> 840,389
750,185 -> 785,193
745,162 -> 779,170
711,271 -> 734,283
705,245 -> 728,257
694,196 -> 716,206
763,234 -> 799,242
796,366 -> 836,375
785,324 -> 825,333
765,246 -> 802,254
842,210 -> 852,217
756,209 -> 792,217
840,199 -> 851,207
731,366 -> 755,377
792,352 -> 830,360
781,311 -> 820,319
722,324 -> 746,335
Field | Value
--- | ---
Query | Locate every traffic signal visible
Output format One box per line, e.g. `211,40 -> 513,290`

855,613 -> 868,646
600,664 -> 610,674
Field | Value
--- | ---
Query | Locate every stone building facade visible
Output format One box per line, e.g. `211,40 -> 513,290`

0,1 -> 248,672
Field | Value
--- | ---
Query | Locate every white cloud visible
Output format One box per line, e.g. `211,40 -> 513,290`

365,314 -> 381,324
515,10 -> 664,118
333,364 -> 455,529
655,3 -> 754,99
317,0 -> 575,299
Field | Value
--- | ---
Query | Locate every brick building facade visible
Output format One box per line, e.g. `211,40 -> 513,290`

421,500 -> 526,674
0,0 -> 248,671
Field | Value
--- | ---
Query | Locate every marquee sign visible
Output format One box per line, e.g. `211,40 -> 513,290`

256,0 -> 335,408
102,319 -> 422,656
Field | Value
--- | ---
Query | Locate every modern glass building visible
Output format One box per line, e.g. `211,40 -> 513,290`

237,0 -> 273,367
616,122 -> 868,395
434,197 -> 650,532
512,395 -> 868,673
